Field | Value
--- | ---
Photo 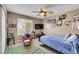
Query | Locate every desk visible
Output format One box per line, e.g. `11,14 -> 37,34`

7,33 -> 15,46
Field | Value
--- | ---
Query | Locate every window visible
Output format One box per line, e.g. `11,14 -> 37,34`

17,18 -> 33,35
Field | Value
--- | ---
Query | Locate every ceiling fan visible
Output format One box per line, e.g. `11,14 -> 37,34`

32,8 -> 53,17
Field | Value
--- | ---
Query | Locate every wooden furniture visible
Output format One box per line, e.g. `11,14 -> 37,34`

7,33 -> 15,46
31,31 -> 35,39
36,32 -> 45,41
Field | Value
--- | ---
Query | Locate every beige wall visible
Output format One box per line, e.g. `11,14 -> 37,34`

43,9 -> 79,36
7,12 -> 43,41
8,8 -> 79,39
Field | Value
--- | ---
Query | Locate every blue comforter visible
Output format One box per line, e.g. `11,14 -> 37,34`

40,35 -> 79,54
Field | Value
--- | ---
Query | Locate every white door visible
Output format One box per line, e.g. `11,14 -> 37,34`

0,6 -> 2,54
0,5 -> 6,53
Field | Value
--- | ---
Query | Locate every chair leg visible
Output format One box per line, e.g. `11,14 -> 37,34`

7,38 -> 11,46
7,39 -> 9,46
13,38 -> 15,44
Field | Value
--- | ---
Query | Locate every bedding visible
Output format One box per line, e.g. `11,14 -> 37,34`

66,34 -> 77,42
40,34 -> 79,54
64,33 -> 71,40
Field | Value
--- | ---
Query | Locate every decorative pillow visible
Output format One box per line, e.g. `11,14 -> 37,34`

66,34 -> 77,42
64,33 -> 71,40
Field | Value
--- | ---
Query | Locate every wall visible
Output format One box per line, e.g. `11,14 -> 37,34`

43,9 -> 79,36
0,5 -> 7,53
0,5 -> 2,54
7,12 -> 43,41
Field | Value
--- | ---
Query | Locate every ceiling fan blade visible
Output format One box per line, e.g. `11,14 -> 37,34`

43,17 -> 50,19
32,11 -> 40,13
37,13 -> 40,16
43,16 -> 53,19
47,11 -> 53,14
41,8 -> 47,12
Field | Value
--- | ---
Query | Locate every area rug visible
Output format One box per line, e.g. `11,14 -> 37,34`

5,43 -> 48,54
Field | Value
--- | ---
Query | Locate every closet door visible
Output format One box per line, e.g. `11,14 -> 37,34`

2,6 -> 6,54
0,6 -> 2,54
0,5 -> 6,54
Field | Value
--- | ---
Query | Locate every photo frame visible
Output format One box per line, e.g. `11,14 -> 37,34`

56,20 -> 62,26
8,24 -> 16,28
59,14 -> 67,20
64,20 -> 71,26
47,19 -> 56,28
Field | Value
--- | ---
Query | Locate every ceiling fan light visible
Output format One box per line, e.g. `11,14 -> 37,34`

40,13 -> 45,16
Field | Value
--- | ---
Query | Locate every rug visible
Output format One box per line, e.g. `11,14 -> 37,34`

5,43 -> 48,54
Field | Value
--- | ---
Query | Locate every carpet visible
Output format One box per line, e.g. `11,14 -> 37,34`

5,43 -> 48,54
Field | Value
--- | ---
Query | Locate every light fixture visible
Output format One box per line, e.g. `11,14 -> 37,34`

40,12 -> 45,16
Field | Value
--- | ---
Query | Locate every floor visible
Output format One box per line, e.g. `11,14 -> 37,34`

33,38 -> 59,54
5,38 -> 59,54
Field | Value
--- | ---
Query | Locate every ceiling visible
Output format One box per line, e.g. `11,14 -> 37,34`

6,4 -> 79,19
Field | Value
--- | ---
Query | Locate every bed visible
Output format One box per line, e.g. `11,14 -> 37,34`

40,34 -> 79,54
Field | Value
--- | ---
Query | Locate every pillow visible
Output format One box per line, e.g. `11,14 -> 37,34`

66,34 -> 77,42
64,33 -> 71,40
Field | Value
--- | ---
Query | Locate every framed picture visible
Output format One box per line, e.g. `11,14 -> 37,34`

12,24 -> 16,27
64,20 -> 71,26
47,19 -> 56,28
59,14 -> 67,20
8,24 -> 16,28
8,24 -> 12,28
56,20 -> 62,26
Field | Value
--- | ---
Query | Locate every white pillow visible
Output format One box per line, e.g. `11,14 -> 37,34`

64,33 -> 71,40
66,34 -> 77,42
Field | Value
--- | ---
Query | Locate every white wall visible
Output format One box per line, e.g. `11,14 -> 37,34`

0,5 -> 7,54
2,7 -> 6,53
0,6 -> 2,54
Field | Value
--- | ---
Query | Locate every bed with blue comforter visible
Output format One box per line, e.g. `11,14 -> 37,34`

40,35 -> 79,54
